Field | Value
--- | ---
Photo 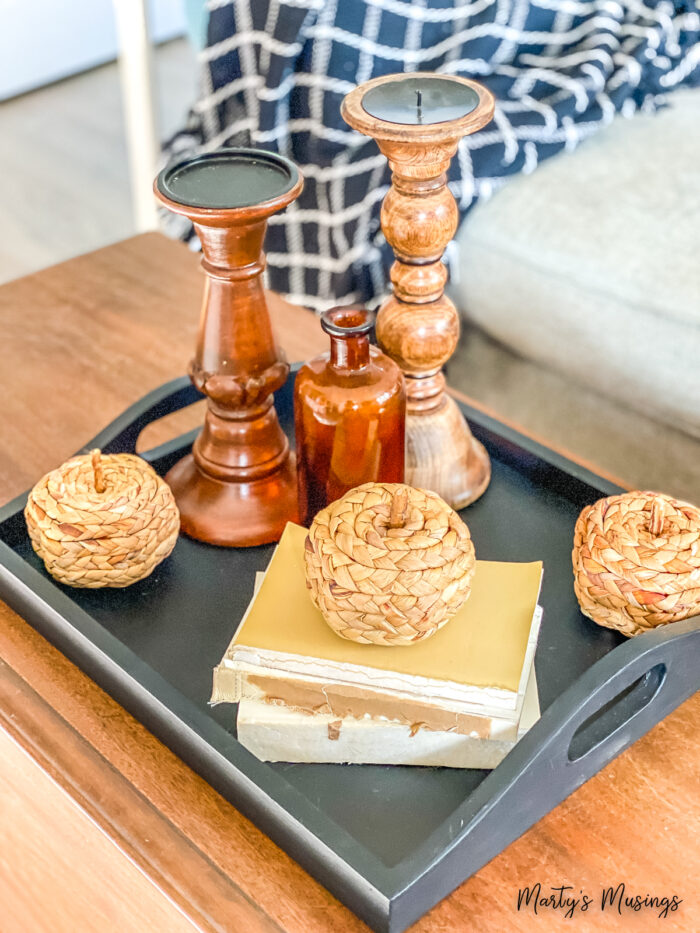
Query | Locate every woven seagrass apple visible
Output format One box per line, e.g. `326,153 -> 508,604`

304,482 -> 476,645
25,449 -> 180,588
573,490 -> 700,637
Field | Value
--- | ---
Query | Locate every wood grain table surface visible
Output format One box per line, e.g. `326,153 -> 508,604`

0,233 -> 697,933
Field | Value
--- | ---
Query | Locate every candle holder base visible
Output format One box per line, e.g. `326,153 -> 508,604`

166,453 -> 298,548
406,396 -> 490,509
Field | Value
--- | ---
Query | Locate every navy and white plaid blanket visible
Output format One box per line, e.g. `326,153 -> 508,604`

166,0 -> 700,309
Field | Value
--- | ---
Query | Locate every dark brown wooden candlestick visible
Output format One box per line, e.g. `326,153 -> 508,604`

342,74 -> 495,508
154,150 -> 303,546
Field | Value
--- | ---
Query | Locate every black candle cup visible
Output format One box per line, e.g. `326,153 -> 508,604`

156,148 -> 300,211
362,75 -> 479,126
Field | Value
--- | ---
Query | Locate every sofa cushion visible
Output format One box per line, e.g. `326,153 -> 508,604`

453,89 -> 700,439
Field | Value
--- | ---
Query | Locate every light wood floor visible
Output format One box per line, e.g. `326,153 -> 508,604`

0,39 -> 196,283
1,43 -> 698,500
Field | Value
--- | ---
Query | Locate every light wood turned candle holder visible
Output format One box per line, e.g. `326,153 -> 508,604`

342,74 -> 495,508
155,150 -> 303,547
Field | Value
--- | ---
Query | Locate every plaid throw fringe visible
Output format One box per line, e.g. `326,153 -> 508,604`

164,0 -> 700,309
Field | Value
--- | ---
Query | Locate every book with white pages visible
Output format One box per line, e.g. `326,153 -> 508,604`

236,665 -> 540,769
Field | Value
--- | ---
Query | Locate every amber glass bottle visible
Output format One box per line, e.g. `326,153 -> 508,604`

294,306 -> 405,526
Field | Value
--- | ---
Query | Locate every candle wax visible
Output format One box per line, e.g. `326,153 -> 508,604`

362,76 -> 479,126
160,151 -> 296,209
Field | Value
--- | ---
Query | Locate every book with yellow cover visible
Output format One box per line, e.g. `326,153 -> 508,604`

213,523 -> 543,731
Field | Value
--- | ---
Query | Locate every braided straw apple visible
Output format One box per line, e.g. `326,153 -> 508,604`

573,490 -> 700,637
304,482 -> 476,645
25,449 -> 180,588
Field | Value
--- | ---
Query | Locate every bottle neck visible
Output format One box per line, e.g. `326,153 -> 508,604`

329,333 -> 370,371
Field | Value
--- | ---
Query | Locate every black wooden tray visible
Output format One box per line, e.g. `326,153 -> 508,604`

0,373 -> 698,933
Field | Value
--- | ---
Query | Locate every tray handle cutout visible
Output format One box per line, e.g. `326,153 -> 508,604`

567,662 -> 665,762
77,377 -> 202,459
502,618 -> 700,805
496,616 -> 700,813
551,619 -> 698,780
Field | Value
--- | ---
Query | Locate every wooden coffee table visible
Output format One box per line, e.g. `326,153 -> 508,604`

0,233 -> 697,932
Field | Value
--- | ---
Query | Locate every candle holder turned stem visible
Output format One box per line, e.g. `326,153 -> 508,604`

342,74 -> 495,508
155,149 -> 303,546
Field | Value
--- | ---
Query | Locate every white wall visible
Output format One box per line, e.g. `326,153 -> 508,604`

0,0 -> 187,100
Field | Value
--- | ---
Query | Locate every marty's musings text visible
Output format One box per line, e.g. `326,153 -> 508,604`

516,883 -> 682,920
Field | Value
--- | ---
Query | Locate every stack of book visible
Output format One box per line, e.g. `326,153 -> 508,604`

212,523 -> 543,769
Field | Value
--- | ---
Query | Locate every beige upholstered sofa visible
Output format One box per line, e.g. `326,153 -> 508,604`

454,88 -> 700,442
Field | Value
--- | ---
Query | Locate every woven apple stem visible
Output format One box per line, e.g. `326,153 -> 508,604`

649,497 -> 665,536
389,488 -> 408,528
91,449 -> 106,494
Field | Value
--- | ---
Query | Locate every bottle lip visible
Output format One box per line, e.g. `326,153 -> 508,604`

320,305 -> 374,338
